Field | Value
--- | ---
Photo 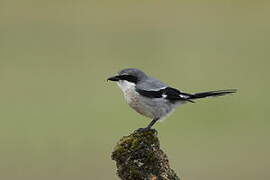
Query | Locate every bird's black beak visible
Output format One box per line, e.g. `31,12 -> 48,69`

107,75 -> 120,82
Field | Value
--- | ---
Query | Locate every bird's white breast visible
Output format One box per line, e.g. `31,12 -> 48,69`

117,80 -> 154,118
117,80 -> 136,93
117,80 -> 137,103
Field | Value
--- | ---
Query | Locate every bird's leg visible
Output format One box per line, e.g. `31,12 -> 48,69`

146,118 -> 159,129
136,118 -> 159,132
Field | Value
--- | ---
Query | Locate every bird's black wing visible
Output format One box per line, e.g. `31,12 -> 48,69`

136,87 -> 195,103
135,88 -> 163,98
163,87 -> 195,102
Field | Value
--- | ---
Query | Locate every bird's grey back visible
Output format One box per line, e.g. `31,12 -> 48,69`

136,77 -> 167,91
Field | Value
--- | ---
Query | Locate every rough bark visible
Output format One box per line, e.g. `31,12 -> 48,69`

111,129 -> 180,180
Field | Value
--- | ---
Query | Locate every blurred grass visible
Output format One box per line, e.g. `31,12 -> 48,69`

0,0 -> 270,180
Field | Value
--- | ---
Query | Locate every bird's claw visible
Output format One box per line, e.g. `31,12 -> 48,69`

135,128 -> 149,133
135,128 -> 158,135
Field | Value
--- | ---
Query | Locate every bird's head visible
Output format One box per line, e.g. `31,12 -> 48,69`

107,68 -> 147,84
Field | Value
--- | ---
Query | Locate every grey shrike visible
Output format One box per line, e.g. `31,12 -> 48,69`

107,68 -> 236,131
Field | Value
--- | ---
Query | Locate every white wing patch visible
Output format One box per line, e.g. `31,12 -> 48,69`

179,94 -> 189,99
146,87 -> 167,91
162,94 -> 167,98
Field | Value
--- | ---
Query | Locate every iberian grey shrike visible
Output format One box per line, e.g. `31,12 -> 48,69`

107,68 -> 236,131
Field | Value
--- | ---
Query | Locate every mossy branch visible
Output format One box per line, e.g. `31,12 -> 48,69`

111,129 -> 180,180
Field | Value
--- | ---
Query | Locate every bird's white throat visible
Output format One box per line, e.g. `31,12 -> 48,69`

117,80 -> 136,92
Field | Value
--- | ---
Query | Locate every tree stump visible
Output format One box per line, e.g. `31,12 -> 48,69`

111,129 -> 180,180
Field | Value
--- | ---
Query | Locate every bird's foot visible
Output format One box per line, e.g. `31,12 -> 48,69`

135,127 -> 158,135
135,127 -> 149,133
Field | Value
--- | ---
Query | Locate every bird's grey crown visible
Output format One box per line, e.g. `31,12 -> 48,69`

118,68 -> 148,81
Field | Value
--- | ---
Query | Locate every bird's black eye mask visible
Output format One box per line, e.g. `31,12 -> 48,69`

107,75 -> 138,83
118,75 -> 138,83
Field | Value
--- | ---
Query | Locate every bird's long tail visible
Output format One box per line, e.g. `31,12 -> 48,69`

188,89 -> 237,100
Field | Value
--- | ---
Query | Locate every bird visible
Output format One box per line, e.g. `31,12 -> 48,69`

107,68 -> 236,131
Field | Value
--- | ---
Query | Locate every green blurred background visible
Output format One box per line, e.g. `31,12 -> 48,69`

0,1 -> 269,179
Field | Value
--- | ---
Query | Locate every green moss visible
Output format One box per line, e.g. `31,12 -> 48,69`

112,129 -> 180,180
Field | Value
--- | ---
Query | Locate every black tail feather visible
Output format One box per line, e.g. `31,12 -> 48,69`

188,89 -> 237,100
